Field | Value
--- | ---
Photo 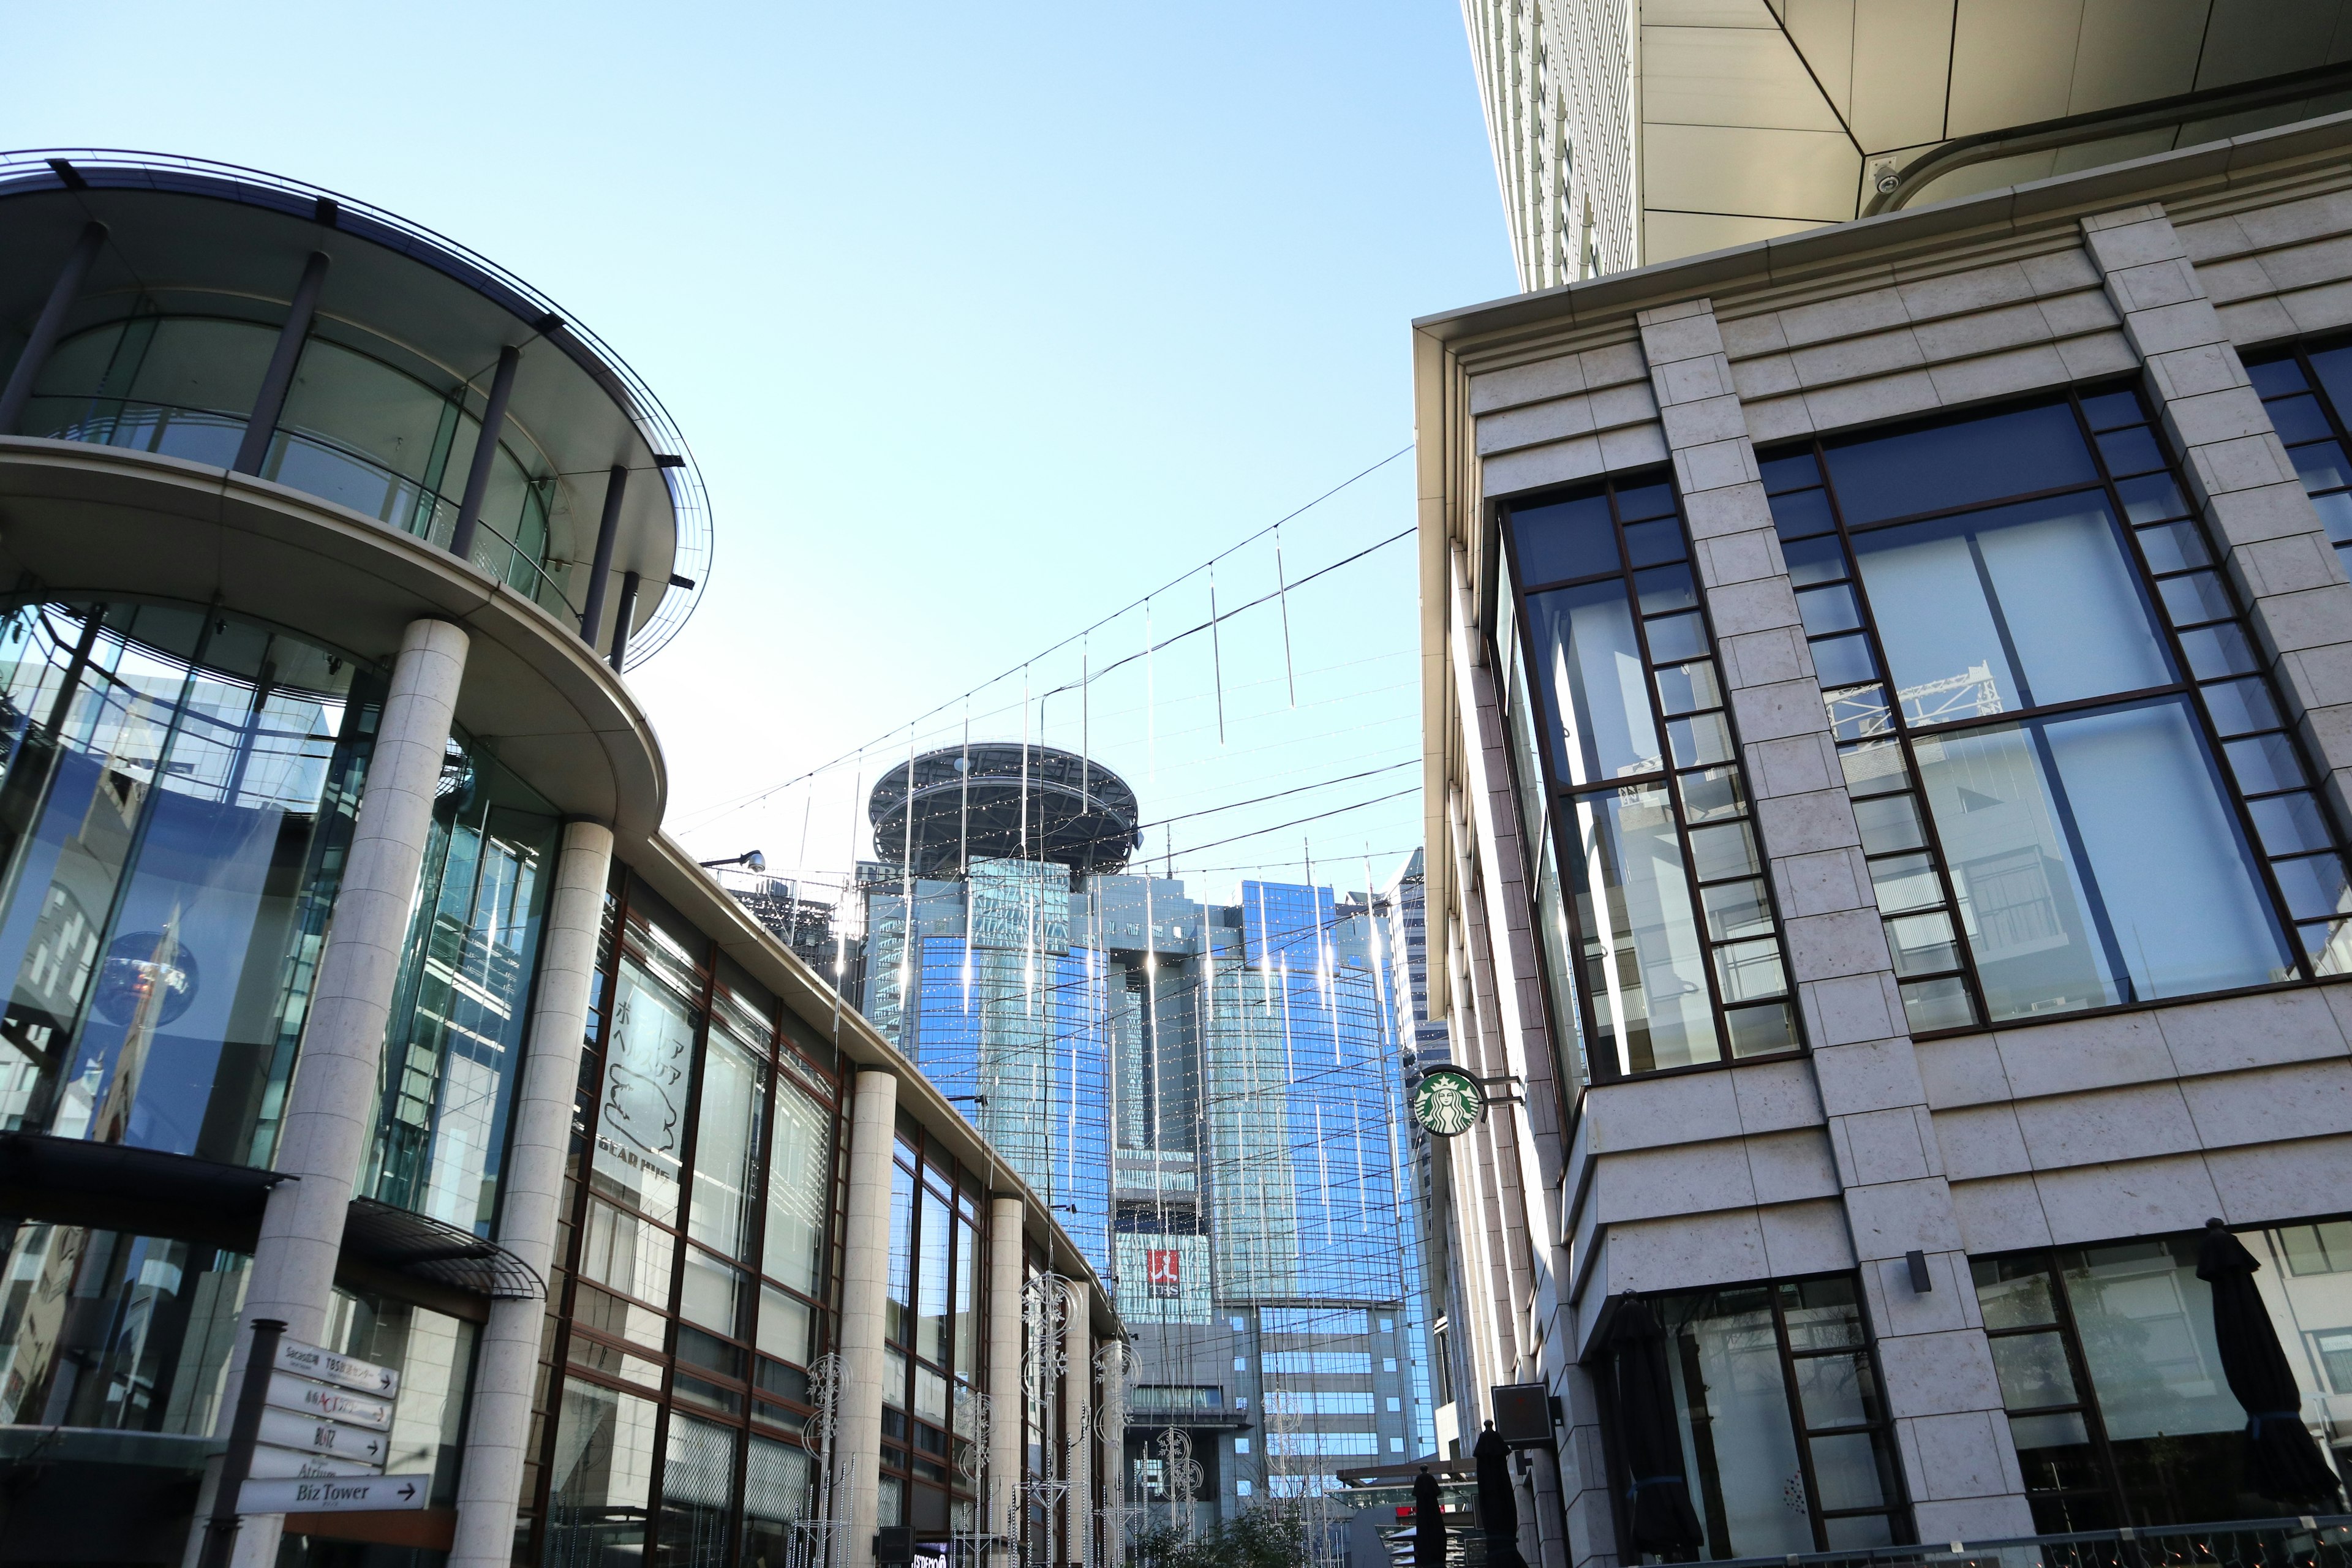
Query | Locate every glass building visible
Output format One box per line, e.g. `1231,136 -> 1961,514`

0,151 -> 1120,1568
1417,86 -> 2352,1568
854,748 -> 1434,1537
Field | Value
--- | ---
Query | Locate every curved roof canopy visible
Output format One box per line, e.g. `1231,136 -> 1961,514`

0,148 -> 710,666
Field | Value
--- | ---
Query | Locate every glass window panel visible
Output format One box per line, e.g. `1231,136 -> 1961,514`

1869,853 -> 1943,914
1654,658 -> 1721,717
2203,676 -> 2283,737
1760,450 -> 1821,492
1666,710 -> 1736,769
2226,732 -> 2310,797
2062,1239 -> 2243,1439
1713,939 -> 1787,1003
952,1216 -> 979,1378
1675,765 -> 1747,824
2250,791 -> 2334,856
1724,1001 -> 1796,1056
1972,1257 -> 2059,1329
2096,425 -> 2167,477
1915,705 -> 2290,1019
2268,394 -> 2334,445
1623,517 -> 1687,567
1781,532 -> 1849,586
2176,622 -> 2259,680
761,1076 -> 831,1298
1899,976 -> 1975,1031
2314,491 -> 2352,544
1617,481 -> 1678,522
1700,878 -> 1774,941
1796,583 -> 1864,636
1885,911 -> 1962,977
2134,518 -> 2210,572
2299,918 -> 2352,974
2309,343 -> 2352,415
1510,493 -> 1619,584
884,1345 -> 908,1410
1839,739 -> 1909,797
2157,570 -> 2234,628
1811,634 -> 1879,690
1527,581 -> 1663,785
546,1381 -> 659,1566
918,1189 -> 951,1364
743,1436 -> 813,1555
1989,1330 -> 2080,1410
2079,390 -> 2144,431
1769,488 -> 1838,541
658,1411 -> 737,1568
916,1366 -> 948,1422
1635,563 -> 1697,615
2272,851 -> 2352,922
2249,356 -> 2310,396
1852,493 -> 2168,716
1568,785 -> 1721,1075
687,1028 -> 764,1262
760,1284 -> 813,1366
886,1164 -> 915,1345
1807,1431 -> 1891,1511
1854,792 -> 1927,854
595,958 -> 698,1226
680,1248 -> 748,1339
1645,611 -> 1709,666
1687,821 -> 1762,883
1825,1515 -> 1896,1550
677,1324 -> 744,1380
1825,402 -> 2097,526
1779,1278 -> 1864,1348
579,1199 -> 675,1308
1657,1287 -> 1811,1558
2293,441 -> 2352,493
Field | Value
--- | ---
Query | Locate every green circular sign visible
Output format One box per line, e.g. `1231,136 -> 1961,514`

1411,1065 -> 1485,1137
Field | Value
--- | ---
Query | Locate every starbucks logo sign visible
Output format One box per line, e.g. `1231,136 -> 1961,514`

1411,1065 -> 1485,1137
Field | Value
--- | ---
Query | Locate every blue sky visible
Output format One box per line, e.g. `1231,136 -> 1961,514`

1,2 -> 1517,903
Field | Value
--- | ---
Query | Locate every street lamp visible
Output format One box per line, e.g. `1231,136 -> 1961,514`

698,850 -> 766,873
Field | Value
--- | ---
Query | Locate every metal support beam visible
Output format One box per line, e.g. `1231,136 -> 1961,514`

0,221 -> 107,432
447,344 -> 520,564
608,571 -> 640,671
577,465 -> 628,647
233,251 -> 331,476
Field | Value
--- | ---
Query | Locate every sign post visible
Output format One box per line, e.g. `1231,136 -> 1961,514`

197,1317 -> 285,1568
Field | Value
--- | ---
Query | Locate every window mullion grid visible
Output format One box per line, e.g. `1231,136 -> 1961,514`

1766,1287 -> 1832,1552
1788,440 -> 1990,1035
2035,1253 -> 2133,1524
1611,487 -> 1800,1058
2069,386 -> 2324,981
1978,1317 -> 2108,1515
2278,341 -> 2352,575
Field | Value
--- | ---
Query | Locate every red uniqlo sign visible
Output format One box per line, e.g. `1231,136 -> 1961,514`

1147,1248 -> 1182,1298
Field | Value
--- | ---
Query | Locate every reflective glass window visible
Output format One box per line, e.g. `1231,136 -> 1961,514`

594,956 -> 700,1226
656,1411 -> 737,1568
762,1074 -> 832,1299
688,1025 -> 766,1262
545,1380 -> 660,1566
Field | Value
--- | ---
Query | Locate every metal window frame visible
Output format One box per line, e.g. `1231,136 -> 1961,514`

1763,382 -> 2332,1039
1497,472 -> 1806,1085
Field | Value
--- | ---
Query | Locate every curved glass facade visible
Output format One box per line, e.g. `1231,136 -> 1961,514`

15,317 -> 568,616
0,598 -> 380,1164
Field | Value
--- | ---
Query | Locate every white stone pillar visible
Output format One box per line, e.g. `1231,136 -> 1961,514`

1059,1289 -> 1089,1568
228,616 -> 470,1568
987,1197 -> 1025,1557
450,820 -> 614,1568
837,1069 -> 900,1568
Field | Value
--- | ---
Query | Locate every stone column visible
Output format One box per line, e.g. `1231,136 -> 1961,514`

227,616 -> 470,1568
2080,204 -> 2352,824
1059,1289 -> 1089,1568
987,1197 -> 1026,1557
837,1069 -> 900,1568
1637,300 -> 2034,1542
450,820 -> 614,1568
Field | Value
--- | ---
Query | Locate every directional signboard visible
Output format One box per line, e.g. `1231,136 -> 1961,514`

265,1372 -> 391,1431
271,1339 -> 399,1397
238,1475 -> 431,1514
255,1408 -> 389,1466
246,1447 -> 384,1481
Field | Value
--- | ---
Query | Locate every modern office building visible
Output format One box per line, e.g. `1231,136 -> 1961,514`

1460,0 -> 2352,290
853,746 -> 1434,1540
1416,92 -> 2352,1568
0,149 -> 1121,1568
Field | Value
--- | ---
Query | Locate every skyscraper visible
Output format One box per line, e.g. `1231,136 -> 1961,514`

857,747 -> 1430,1533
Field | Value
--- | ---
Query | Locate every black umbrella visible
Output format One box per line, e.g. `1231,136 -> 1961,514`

1474,1423 -> 1531,1568
1610,1295 -> 1703,1556
2196,1219 -> 2346,1506
1412,1466 -> 1447,1567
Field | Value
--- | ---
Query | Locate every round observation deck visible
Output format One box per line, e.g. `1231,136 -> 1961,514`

0,149 -> 710,669
869,744 -> 1141,878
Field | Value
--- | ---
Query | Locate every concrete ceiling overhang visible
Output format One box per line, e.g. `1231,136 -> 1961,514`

1638,0 -> 2352,265
0,154 -> 711,662
0,435 -> 665,840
